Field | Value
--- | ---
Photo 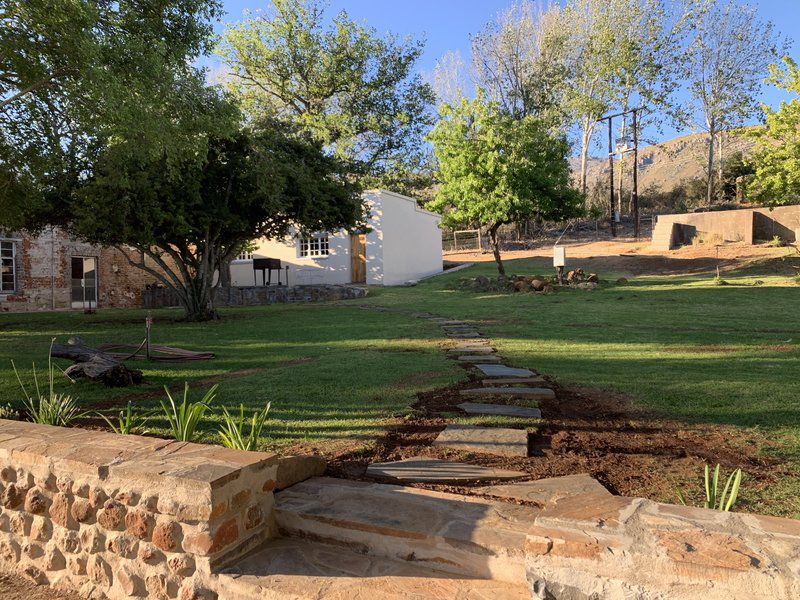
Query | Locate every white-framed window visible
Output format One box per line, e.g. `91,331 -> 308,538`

299,234 -> 330,257
237,250 -> 253,260
0,240 -> 16,292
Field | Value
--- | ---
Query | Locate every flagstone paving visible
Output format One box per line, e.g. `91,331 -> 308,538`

447,346 -> 495,354
365,457 -> 527,483
433,424 -> 529,457
458,402 -> 542,419
474,474 -> 611,505
461,387 -> 555,400
482,377 -> 546,385
448,333 -> 482,338
475,364 -> 537,378
456,355 -> 503,363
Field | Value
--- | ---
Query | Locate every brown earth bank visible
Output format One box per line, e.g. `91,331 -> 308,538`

322,372 -> 787,514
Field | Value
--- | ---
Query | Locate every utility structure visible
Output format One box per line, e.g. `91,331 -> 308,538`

597,108 -> 641,238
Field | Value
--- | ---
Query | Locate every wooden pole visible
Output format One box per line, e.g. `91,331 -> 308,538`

608,118 -> 616,237
632,109 -> 640,239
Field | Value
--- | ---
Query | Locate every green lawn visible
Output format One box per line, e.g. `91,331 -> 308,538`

1,254 -> 799,515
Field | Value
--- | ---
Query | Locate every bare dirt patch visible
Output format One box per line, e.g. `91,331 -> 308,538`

326,372 -> 786,513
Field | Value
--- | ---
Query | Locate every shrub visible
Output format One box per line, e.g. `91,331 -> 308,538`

160,383 -> 217,442
767,235 -> 786,247
12,340 -> 85,426
218,402 -> 271,451
97,401 -> 148,435
0,404 -> 19,420
677,464 -> 743,512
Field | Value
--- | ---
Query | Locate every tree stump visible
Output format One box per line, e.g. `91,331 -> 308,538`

51,337 -> 142,387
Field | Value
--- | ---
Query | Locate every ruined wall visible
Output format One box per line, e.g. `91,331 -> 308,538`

653,205 -> 800,249
143,284 -> 368,310
0,419 -> 278,600
0,228 -> 167,312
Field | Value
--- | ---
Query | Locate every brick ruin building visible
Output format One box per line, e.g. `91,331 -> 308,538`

0,227 -> 164,312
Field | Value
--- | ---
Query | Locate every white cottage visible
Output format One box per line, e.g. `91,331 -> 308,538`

230,189 -> 443,287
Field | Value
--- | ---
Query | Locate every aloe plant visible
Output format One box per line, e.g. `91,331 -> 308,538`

97,401 -> 148,435
218,402 -> 271,451
677,464 -> 743,512
159,383 -> 217,442
12,339 -> 85,426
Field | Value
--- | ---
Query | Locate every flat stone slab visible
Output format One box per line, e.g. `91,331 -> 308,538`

365,457 -> 527,483
461,387 -> 555,400
452,339 -> 491,347
433,424 -> 529,457
447,333 -> 483,339
447,346 -> 495,354
458,402 -> 542,419
474,474 -> 611,505
456,355 -> 502,363
475,364 -> 536,378
482,377 -> 546,385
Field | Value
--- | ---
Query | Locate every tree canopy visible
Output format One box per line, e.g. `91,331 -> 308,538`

427,92 -> 582,276
217,0 -> 435,194
746,57 -> 800,205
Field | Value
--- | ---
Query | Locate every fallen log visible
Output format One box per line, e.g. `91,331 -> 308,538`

52,337 -> 142,387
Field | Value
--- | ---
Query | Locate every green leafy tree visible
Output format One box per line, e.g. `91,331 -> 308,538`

217,0 -> 435,194
427,92 -> 582,276
69,95 -> 365,321
747,57 -> 800,205
0,0 -> 223,227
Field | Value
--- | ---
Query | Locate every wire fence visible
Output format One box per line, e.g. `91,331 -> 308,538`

442,229 -> 483,253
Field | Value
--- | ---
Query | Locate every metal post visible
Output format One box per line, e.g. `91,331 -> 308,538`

608,118 -> 616,237
632,109 -> 640,239
145,312 -> 153,361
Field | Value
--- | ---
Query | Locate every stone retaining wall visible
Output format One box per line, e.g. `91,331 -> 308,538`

526,491 -> 800,599
143,285 -> 368,310
0,419 -> 278,600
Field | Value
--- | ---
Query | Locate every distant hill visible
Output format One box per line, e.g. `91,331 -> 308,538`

573,131 -> 755,197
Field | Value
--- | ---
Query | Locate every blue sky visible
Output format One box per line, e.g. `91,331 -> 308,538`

212,0 -> 798,146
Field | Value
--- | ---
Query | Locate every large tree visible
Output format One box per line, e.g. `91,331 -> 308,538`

676,0 -> 785,205
217,0 -> 435,194
0,0 -> 223,226
427,92 -> 582,276
70,106 -> 365,321
746,56 -> 800,205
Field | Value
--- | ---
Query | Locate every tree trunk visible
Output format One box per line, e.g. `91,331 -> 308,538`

579,125 -> 592,196
706,128 -> 716,206
218,255 -> 233,287
488,223 -> 505,277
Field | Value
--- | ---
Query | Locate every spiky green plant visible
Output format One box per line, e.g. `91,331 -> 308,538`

12,339 -> 85,426
218,402 -> 271,451
159,383 -> 217,442
677,464 -> 743,512
97,401 -> 148,435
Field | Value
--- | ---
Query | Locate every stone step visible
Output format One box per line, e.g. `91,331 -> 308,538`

448,333 -> 483,339
272,477 -> 539,583
433,424 -> 529,458
217,537 -> 530,600
458,402 -> 542,419
447,346 -> 495,354
474,474 -> 611,506
456,355 -> 503,363
461,387 -> 555,400
452,339 -> 492,347
482,377 -> 546,385
475,364 -> 536,378
365,457 -> 527,483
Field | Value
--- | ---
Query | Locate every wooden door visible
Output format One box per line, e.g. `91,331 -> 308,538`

350,233 -> 366,284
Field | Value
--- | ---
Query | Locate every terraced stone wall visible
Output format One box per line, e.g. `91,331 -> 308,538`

0,419 -> 278,600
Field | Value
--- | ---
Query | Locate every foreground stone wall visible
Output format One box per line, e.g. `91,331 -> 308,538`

0,419 -> 278,600
526,491 -> 800,599
143,284 -> 368,310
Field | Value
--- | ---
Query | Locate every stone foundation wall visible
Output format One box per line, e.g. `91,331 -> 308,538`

142,284 -> 368,309
526,491 -> 800,599
0,419 -> 278,600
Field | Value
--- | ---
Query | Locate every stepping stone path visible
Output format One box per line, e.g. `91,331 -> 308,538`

456,355 -> 502,363
458,402 -> 542,419
461,387 -> 555,400
433,424 -> 529,457
475,364 -> 537,378
447,346 -> 495,354
366,457 -> 527,483
474,474 -> 611,504
482,377 -> 546,385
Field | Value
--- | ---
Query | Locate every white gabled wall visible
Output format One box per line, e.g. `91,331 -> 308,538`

369,190 -> 442,286
229,190 -> 440,287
